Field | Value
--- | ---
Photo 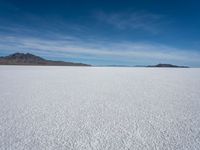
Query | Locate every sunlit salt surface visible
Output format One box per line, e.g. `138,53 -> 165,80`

0,66 -> 200,150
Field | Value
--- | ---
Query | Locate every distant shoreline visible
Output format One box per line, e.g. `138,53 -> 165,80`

0,53 -> 192,68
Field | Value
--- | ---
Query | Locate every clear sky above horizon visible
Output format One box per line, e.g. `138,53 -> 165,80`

0,0 -> 200,66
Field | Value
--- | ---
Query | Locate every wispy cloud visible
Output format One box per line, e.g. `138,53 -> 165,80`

0,12 -> 92,41
0,13 -> 199,66
95,11 -> 165,34
0,34 -> 200,66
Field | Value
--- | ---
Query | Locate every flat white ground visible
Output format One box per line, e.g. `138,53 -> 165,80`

0,66 -> 200,150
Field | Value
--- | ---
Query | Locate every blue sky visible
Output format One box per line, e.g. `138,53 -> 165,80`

0,0 -> 200,66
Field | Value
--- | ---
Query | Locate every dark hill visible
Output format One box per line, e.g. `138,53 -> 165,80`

147,64 -> 188,68
0,53 -> 91,66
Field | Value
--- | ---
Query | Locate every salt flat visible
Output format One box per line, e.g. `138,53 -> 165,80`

0,66 -> 200,150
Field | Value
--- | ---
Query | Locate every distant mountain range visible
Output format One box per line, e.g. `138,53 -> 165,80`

147,64 -> 189,68
0,53 -> 91,66
0,53 -> 189,68
104,64 -> 189,68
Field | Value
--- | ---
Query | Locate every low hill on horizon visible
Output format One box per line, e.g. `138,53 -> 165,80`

147,63 -> 189,68
0,53 -> 91,66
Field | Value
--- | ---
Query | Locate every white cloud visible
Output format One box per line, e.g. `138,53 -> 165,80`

95,11 -> 164,34
0,35 -> 200,66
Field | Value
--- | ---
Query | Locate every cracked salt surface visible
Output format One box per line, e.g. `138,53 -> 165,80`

0,66 -> 200,150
